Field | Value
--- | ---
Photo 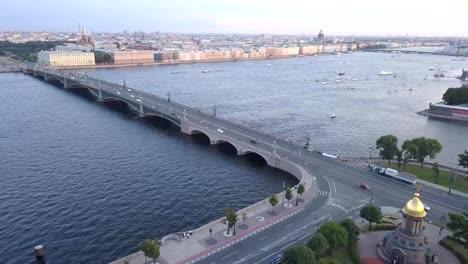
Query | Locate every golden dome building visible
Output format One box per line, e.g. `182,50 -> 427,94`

378,190 -> 439,264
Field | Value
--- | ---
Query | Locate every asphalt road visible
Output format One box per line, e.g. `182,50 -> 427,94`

32,69 -> 468,264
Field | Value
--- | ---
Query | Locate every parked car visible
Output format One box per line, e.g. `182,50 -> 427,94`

217,128 -> 223,133
360,183 -> 370,190
250,140 -> 257,144
271,254 -> 282,264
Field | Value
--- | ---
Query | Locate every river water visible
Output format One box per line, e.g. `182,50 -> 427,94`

1,51 -> 467,263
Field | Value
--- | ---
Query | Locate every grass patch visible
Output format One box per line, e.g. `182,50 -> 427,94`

321,246 -> 355,264
382,163 -> 468,194
439,236 -> 468,263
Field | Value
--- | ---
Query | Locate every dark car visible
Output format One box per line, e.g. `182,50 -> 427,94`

360,183 -> 370,190
250,140 -> 257,144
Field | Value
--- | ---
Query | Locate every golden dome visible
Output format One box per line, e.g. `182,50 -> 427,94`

402,192 -> 427,218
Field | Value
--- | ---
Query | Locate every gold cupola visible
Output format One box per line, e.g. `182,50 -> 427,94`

402,190 -> 427,218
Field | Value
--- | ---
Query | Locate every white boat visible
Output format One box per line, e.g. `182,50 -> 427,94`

202,70 -> 210,73
330,114 -> 337,118
429,66 -> 436,70
335,80 -> 342,83
267,63 -> 271,66
351,78 -> 358,81
378,70 -> 394,76
321,82 -> 327,85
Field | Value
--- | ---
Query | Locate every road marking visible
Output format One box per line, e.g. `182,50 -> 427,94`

259,235 -> 268,241
333,182 -> 337,193
221,251 -> 239,260
355,211 -> 360,215
286,222 -> 294,227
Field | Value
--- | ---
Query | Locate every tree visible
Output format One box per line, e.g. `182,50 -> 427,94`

296,183 -> 305,206
224,208 -> 238,235
376,135 -> 399,164
402,140 -> 418,170
459,150 -> 468,169
339,218 -> 360,238
285,188 -> 293,206
443,87 -> 468,105
282,245 -> 317,264
447,212 -> 468,246
360,205 -> 383,230
318,222 -> 348,254
307,233 -> 329,257
404,137 -> 443,168
396,149 -> 403,171
269,194 -> 279,213
432,162 -> 440,184
140,239 -> 160,264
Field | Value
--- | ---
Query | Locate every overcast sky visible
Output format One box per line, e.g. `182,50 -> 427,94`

2,0 -> 467,37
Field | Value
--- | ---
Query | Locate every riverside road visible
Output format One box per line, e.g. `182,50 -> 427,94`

24,68 -> 468,264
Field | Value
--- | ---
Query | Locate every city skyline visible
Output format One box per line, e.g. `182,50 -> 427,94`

2,0 -> 468,37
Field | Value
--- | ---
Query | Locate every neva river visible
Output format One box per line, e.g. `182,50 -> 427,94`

1,51 -> 467,263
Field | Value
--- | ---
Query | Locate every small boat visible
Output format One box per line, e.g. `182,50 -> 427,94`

434,68 -> 444,78
335,80 -> 342,83
337,71 -> 345,76
321,82 -> 327,85
429,66 -> 436,70
452,58 -> 466,61
202,70 -> 210,73
378,70 -> 394,76
267,63 -> 271,66
172,71 -> 181,74
351,78 -> 358,81
330,114 -> 337,119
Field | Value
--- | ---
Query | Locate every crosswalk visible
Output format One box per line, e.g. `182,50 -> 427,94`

316,190 -> 330,197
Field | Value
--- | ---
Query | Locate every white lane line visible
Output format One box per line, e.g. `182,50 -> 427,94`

221,251 -> 239,260
286,223 -> 294,227
259,235 -> 269,241
355,211 -> 360,215
333,182 -> 337,193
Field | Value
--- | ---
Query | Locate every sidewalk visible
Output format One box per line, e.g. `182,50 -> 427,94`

111,161 -> 317,264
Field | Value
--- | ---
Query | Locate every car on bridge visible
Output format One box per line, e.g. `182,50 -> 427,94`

130,94 -> 135,98
250,139 -> 257,144
217,128 -> 224,133
360,183 -> 370,190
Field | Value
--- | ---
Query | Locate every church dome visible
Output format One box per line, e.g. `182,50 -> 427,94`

402,192 -> 426,218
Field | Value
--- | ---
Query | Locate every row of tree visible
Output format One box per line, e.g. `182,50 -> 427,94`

223,183 -> 306,236
376,135 -> 443,169
281,219 -> 360,264
442,86 -> 468,105
0,40 -> 71,62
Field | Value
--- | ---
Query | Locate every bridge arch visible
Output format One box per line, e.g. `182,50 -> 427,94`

243,151 -> 268,166
214,140 -> 238,155
189,130 -> 211,145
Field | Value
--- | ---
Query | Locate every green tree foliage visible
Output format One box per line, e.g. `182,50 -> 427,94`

224,208 -> 238,235
339,218 -> 360,237
307,233 -> 329,257
443,87 -> 468,105
318,259 -> 340,264
140,239 -> 160,264
432,162 -> 440,184
447,212 -> 468,246
0,40 -> 71,62
269,194 -> 278,213
282,245 -> 317,264
285,188 -> 293,204
360,205 -> 383,230
92,50 -> 114,64
404,137 -> 443,168
376,135 -> 399,164
459,150 -> 468,169
318,222 -> 348,254
402,140 -> 418,170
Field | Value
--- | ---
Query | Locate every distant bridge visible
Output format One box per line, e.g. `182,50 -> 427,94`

22,67 -> 315,189
363,49 -> 434,55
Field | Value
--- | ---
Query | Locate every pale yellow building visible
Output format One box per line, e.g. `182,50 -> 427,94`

37,51 -> 95,66
112,51 -> 154,65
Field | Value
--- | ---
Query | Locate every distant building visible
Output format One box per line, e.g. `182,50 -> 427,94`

112,51 -> 154,65
317,29 -> 325,43
76,27 -> 95,47
37,51 -> 95,66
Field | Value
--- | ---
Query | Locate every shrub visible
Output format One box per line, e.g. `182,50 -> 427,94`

371,224 -> 397,231
439,236 -> 468,263
348,235 -> 360,264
